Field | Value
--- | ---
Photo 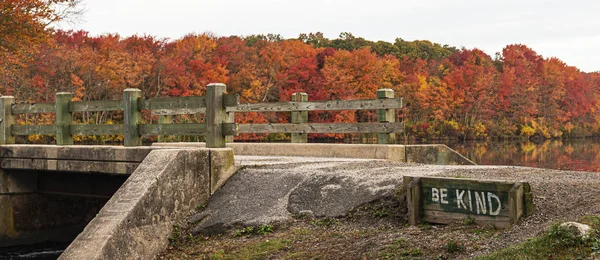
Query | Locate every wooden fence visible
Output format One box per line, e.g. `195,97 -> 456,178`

0,83 -> 404,148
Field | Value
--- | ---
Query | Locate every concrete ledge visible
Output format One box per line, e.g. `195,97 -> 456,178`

153,143 -> 407,162
60,149 -> 212,259
1,159 -> 139,175
153,142 -> 475,165
0,145 -> 157,162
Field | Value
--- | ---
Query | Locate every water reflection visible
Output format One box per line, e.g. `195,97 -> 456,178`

445,139 -> 600,172
0,243 -> 66,260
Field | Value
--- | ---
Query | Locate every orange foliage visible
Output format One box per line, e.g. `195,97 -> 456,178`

3,30 -> 600,142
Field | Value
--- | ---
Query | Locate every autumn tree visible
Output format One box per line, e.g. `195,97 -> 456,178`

0,0 -> 81,93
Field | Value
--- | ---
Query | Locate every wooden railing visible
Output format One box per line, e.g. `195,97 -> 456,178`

0,83 -> 404,148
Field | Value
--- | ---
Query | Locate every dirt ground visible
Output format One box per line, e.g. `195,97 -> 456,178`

159,163 -> 600,259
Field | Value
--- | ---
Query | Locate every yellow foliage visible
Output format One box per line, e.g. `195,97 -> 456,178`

444,119 -> 459,130
474,122 -> 487,138
520,125 -> 535,138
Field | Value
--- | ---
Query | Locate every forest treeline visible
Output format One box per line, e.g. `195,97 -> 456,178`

1,30 -> 599,141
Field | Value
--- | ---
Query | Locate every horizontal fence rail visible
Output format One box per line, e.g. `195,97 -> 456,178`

12,103 -> 56,114
237,122 -> 405,134
0,83 -> 404,147
70,100 -> 123,112
227,98 -> 403,113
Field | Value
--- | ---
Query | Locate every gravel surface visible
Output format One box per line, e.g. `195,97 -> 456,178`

175,155 -> 600,258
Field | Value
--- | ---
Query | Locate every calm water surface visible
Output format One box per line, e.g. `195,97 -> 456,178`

442,139 -> 600,172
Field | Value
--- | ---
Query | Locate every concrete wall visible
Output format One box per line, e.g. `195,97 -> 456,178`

0,145 -> 237,258
59,148 -> 236,259
153,142 -> 475,165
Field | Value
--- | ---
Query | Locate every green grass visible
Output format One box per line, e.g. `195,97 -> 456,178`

233,225 -> 274,237
478,216 -> 600,260
308,217 -> 339,227
209,239 -> 292,259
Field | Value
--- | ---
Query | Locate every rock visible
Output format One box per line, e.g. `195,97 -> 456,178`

560,222 -> 592,239
287,175 -> 390,218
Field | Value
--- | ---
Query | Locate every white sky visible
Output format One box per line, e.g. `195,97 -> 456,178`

61,0 -> 600,72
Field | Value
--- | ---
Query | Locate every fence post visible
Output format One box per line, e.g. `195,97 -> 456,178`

225,112 -> 234,143
377,89 -> 396,144
157,115 -> 171,142
206,83 -> 227,148
55,92 -> 73,145
0,96 -> 15,144
124,88 -> 142,146
291,92 -> 308,143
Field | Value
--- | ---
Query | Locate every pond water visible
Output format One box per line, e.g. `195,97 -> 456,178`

441,139 -> 600,172
0,243 -> 67,260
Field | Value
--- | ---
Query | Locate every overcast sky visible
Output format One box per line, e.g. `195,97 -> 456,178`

62,0 -> 600,72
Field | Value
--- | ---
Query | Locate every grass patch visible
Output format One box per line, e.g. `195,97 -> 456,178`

196,203 -> 207,211
479,216 -> 600,259
168,224 -> 181,246
379,238 -> 422,258
233,225 -> 274,237
215,239 -> 292,259
463,216 -> 475,225
309,217 -> 339,227
443,239 -> 465,253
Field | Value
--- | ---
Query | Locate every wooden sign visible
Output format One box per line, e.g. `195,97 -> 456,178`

404,176 -> 534,228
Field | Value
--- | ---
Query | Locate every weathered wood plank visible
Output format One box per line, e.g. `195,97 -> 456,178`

0,96 -> 15,144
151,108 -> 206,115
420,177 -> 515,193
423,210 -> 511,228
139,123 -> 207,136
70,100 -> 124,112
291,92 -> 308,143
377,89 -> 396,144
11,125 -> 56,135
70,124 -> 124,135
223,93 -> 240,107
139,96 -> 205,111
422,200 -> 510,217
157,115 -> 171,142
205,83 -> 227,148
237,122 -> 405,134
404,176 -> 422,226
55,92 -> 73,145
406,176 -> 531,228
139,123 -> 237,136
227,98 -> 403,113
146,94 -> 237,115
123,89 -> 142,146
11,103 -> 55,114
